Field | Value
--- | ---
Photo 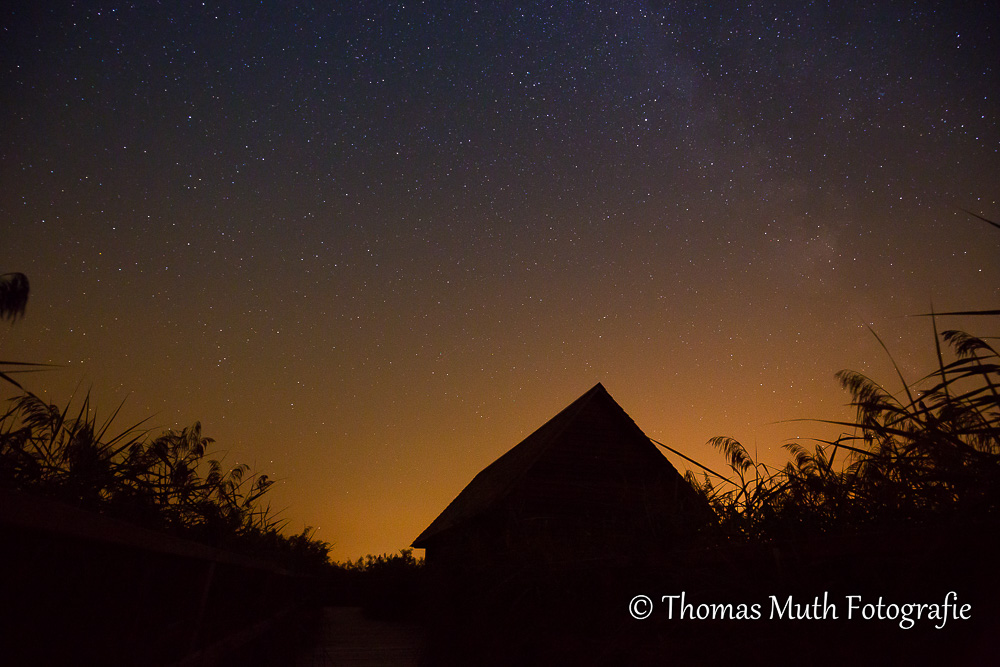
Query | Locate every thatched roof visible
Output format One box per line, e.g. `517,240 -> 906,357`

413,383 -> 703,550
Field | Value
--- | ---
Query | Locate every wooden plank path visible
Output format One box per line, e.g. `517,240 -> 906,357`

293,607 -> 424,667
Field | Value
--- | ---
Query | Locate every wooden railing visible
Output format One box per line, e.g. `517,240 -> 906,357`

0,489 -> 318,666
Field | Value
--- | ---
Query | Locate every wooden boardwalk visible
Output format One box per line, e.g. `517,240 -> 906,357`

293,607 -> 424,667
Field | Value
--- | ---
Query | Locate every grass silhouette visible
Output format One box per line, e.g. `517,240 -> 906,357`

420,211 -> 1000,666
0,389 -> 330,570
0,271 -> 329,571
686,312 -> 1000,543
683,211 -> 1000,542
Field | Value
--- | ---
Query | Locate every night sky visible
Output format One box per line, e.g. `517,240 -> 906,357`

2,2 -> 998,560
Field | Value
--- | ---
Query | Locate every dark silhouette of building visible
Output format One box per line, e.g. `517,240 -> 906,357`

413,383 -> 713,569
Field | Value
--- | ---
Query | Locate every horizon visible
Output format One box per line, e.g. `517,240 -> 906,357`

2,1 -> 998,560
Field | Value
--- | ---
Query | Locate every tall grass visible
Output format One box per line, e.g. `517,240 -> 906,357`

688,320 -> 999,541
0,389 -> 330,570
0,272 -> 53,390
0,272 -> 29,322
687,213 -> 1000,541
0,271 -> 329,570
328,549 -> 426,619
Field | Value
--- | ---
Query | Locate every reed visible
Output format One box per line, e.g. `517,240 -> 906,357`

0,272 -> 29,322
0,271 -> 329,569
690,212 -> 1000,540
0,389 -> 330,570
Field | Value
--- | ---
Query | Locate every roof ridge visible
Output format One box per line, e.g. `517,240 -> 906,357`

413,383 -> 624,548
474,382 -> 607,489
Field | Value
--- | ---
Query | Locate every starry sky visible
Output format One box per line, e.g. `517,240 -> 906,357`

2,1 -> 998,560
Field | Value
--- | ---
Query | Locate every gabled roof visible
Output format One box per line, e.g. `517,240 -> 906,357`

412,382 -> 691,548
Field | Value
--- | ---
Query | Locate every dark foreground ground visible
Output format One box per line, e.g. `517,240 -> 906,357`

291,607 -> 424,667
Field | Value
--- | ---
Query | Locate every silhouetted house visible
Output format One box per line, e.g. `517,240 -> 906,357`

413,383 -> 713,568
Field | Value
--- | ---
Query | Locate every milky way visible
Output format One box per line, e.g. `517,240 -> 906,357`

2,2 -> 998,558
